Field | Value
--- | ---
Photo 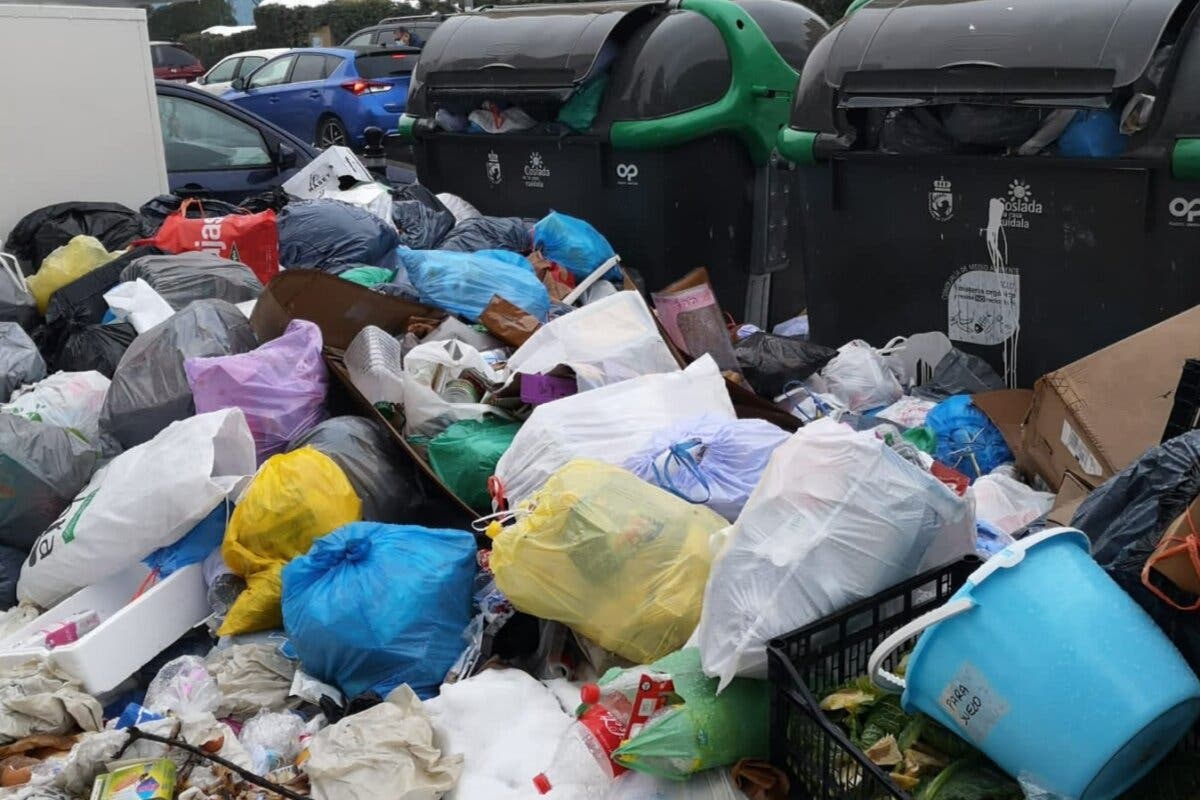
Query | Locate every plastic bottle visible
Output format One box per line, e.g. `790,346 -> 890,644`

533,673 -> 669,795
532,704 -> 625,796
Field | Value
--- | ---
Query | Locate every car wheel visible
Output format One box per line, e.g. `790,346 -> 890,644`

316,116 -> 349,149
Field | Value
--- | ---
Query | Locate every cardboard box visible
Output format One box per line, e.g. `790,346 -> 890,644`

1019,305 -> 1200,490
1045,472 -> 1092,527
1149,495 -> 1200,597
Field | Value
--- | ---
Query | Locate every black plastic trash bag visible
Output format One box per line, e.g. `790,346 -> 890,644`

0,415 -> 98,551
37,246 -> 162,370
912,348 -> 1006,402
0,322 -> 47,403
4,202 -> 145,270
438,216 -> 531,254
0,543 -> 23,610
733,333 -> 837,399
138,194 -> 245,234
288,416 -> 464,527
100,299 -> 258,449
1072,431 -> 1200,671
121,252 -> 263,310
277,199 -> 400,273
56,322 -> 138,378
392,184 -> 455,251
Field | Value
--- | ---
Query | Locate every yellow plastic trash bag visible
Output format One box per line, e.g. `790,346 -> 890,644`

27,235 -> 120,313
219,446 -> 361,635
487,459 -> 726,663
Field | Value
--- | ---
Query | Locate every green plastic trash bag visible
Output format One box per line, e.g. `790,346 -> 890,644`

609,647 -> 768,779
427,418 -> 521,511
339,266 -> 395,288
557,75 -> 609,132
902,425 -> 937,455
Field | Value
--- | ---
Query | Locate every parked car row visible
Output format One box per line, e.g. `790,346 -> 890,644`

151,14 -> 446,152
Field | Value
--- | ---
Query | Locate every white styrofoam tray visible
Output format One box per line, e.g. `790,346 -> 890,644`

0,562 -> 208,694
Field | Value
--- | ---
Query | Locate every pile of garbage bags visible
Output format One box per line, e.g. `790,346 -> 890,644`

0,155 -> 1196,800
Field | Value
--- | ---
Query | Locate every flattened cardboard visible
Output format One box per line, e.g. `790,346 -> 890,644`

973,389 -> 1033,458
249,270 -> 442,350
1019,305 -> 1200,490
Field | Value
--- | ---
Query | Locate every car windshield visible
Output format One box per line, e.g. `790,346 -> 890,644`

158,94 -> 272,170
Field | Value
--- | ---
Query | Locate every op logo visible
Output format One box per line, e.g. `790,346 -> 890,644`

929,176 -> 953,222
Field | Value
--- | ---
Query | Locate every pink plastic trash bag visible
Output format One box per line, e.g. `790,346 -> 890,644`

185,319 -> 329,462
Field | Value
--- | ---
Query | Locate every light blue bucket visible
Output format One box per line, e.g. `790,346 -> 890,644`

869,527 -> 1200,799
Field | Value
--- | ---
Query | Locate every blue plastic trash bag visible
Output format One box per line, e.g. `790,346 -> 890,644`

281,522 -> 477,699
1057,110 -> 1128,158
143,501 -> 229,578
925,394 -> 1012,482
532,211 -> 620,281
397,248 -> 550,323
277,199 -> 400,274
623,415 -> 791,522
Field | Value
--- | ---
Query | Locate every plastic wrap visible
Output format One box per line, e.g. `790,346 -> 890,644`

144,655 -> 221,719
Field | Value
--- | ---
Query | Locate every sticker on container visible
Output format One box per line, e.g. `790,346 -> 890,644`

939,662 -> 1009,744
945,268 -> 1019,346
1060,421 -> 1104,476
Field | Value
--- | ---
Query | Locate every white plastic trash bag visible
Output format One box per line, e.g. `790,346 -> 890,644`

970,471 -> 1054,535
506,290 -> 679,390
17,408 -> 257,608
695,418 -> 974,689
495,356 -> 735,505
820,340 -> 904,413
1,371 -> 110,444
402,338 -> 510,439
103,279 -> 176,334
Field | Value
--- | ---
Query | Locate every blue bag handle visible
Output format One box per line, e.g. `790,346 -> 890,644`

651,438 -> 712,506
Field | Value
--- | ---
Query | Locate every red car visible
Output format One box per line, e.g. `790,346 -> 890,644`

151,41 -> 204,82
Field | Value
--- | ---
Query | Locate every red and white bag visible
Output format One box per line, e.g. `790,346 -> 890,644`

136,199 -> 279,286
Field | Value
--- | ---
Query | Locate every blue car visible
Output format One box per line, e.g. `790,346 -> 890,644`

222,47 -> 416,150
156,81 -> 318,204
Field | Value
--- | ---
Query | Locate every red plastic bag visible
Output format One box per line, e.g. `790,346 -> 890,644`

135,199 -> 279,286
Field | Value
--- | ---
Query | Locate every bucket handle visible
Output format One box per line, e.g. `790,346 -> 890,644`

868,527 -> 1089,694
868,598 -> 976,694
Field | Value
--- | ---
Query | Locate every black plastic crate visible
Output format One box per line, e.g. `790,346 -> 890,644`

767,556 -> 1200,800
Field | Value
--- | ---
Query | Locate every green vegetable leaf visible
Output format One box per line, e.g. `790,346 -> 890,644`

914,758 -> 1022,800
858,696 -> 911,749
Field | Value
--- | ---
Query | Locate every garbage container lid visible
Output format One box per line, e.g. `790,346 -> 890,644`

819,0 -> 1185,100
410,1 -> 661,109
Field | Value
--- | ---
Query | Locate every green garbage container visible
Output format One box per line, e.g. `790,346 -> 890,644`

391,0 -> 827,325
